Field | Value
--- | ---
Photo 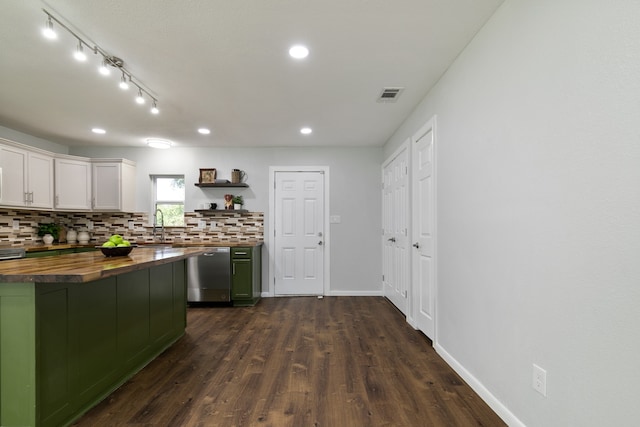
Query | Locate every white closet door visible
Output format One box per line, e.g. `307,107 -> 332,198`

412,117 -> 437,339
382,144 -> 409,314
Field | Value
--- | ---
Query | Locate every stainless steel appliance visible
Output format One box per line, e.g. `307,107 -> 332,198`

187,247 -> 231,302
0,247 -> 25,261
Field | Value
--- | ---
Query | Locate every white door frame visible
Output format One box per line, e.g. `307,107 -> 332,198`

268,166 -> 331,297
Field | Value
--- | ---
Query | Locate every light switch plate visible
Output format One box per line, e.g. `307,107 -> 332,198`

12,219 -> 19,230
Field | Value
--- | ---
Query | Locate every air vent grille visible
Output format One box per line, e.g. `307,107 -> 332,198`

377,87 -> 404,103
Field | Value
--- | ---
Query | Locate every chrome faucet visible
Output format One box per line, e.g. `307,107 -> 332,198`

152,208 -> 165,242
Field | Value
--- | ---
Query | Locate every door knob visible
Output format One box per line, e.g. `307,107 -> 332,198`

318,240 -> 323,246
388,237 -> 396,242
412,242 -> 420,249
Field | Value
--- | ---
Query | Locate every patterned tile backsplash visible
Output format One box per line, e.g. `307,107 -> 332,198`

0,209 -> 264,246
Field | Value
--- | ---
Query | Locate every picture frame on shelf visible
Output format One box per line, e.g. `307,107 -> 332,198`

199,168 -> 217,184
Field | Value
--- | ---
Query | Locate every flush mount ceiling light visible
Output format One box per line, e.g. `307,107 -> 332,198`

41,9 -> 159,116
91,128 -> 106,134
300,127 -> 313,135
198,128 -> 211,135
289,44 -> 309,59
146,138 -> 172,149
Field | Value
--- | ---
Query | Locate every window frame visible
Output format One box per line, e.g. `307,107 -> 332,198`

150,174 -> 185,226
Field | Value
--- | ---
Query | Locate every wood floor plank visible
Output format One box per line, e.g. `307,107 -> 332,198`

72,297 -> 505,427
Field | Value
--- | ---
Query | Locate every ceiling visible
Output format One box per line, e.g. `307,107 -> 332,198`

0,0 -> 504,149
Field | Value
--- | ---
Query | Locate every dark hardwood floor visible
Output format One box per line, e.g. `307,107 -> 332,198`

72,297 -> 505,426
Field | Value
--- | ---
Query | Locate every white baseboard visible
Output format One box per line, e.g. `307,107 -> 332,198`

434,343 -> 526,427
327,290 -> 383,296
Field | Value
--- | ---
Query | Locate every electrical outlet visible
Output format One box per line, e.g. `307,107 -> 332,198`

12,219 -> 19,230
198,220 -> 206,229
209,222 -> 218,231
88,220 -> 94,230
128,220 -> 134,230
532,364 -> 547,397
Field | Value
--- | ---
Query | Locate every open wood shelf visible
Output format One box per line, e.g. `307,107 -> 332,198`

195,209 -> 249,214
194,183 -> 248,188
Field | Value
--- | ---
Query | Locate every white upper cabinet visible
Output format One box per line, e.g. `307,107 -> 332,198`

54,156 -> 92,211
91,159 -> 136,212
0,141 -> 54,209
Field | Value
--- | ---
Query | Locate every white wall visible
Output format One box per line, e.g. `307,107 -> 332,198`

71,145 -> 383,295
384,0 -> 640,425
0,125 -> 69,154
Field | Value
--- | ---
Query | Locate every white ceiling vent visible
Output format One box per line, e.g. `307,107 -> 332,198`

377,87 -> 404,103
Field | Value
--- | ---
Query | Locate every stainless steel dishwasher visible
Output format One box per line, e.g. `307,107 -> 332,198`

187,247 -> 231,302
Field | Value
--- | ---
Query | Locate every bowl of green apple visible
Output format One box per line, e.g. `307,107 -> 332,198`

97,234 -> 136,257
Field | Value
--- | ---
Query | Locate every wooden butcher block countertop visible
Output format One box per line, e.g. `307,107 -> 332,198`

0,246 -> 208,284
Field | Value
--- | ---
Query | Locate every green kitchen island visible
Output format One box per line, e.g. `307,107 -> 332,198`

0,246 -> 207,427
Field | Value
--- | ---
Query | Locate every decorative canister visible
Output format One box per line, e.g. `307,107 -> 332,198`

67,229 -> 77,243
42,234 -> 54,245
78,231 -> 90,244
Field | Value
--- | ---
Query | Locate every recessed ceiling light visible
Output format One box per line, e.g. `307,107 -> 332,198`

146,138 -> 172,149
300,127 -> 312,135
289,45 -> 309,59
198,128 -> 211,135
91,128 -> 106,134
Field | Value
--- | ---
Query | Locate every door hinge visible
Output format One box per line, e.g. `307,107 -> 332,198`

382,274 -> 385,282
405,166 -> 408,175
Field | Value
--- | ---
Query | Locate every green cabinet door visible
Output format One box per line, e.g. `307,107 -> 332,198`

232,259 -> 252,299
231,246 -> 261,306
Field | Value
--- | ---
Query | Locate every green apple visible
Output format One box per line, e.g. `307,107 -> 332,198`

116,243 -> 128,247
109,234 -> 123,245
121,240 -> 131,247
102,241 -> 116,247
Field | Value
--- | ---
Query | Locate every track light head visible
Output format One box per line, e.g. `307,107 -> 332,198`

74,40 -> 87,61
119,72 -> 129,90
98,59 -> 111,76
150,101 -> 159,114
42,16 -> 57,40
135,89 -> 145,104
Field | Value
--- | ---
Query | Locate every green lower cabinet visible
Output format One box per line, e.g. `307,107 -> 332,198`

0,260 -> 187,427
231,246 -> 261,306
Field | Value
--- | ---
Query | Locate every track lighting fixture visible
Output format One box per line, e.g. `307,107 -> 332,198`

41,8 -> 159,116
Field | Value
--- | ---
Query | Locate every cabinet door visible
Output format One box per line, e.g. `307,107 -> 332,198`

27,151 -> 54,209
0,144 -> 28,206
55,158 -> 92,210
92,162 -> 121,210
232,259 -> 253,299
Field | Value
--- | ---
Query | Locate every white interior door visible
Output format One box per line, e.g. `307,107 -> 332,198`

274,171 -> 325,295
382,144 -> 409,314
412,117 -> 436,339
